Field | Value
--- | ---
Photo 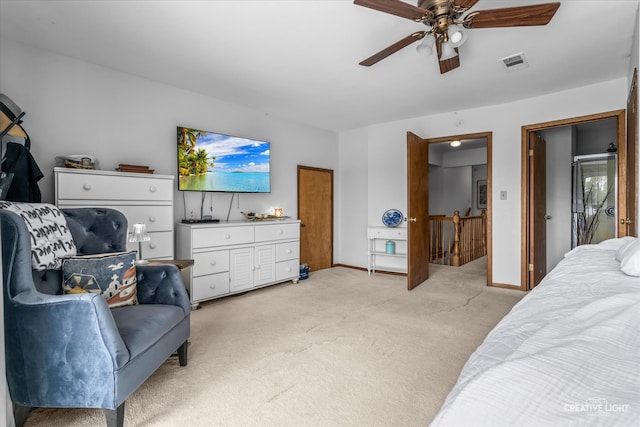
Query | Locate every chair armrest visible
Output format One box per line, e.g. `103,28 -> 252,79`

135,264 -> 191,315
11,291 -> 130,370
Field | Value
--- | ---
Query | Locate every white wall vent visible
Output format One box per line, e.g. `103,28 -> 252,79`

499,52 -> 529,71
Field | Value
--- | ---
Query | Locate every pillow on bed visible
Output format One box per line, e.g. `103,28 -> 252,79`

620,239 -> 640,276
615,237 -> 637,262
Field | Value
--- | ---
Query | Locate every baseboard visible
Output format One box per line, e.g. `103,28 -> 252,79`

332,264 -> 408,276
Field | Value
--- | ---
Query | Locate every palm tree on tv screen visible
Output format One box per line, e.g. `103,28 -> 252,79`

177,127 -> 215,177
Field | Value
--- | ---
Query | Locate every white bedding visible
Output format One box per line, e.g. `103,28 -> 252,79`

430,239 -> 640,427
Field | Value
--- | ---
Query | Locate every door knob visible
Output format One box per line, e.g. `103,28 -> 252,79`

408,217 -> 417,222
544,215 -> 552,220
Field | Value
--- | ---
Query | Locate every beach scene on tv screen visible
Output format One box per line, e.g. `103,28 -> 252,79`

178,127 -> 270,192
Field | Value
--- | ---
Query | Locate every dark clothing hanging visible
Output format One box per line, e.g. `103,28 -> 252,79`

1,141 -> 43,202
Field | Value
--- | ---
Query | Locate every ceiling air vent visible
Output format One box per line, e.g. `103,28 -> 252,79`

500,52 -> 529,72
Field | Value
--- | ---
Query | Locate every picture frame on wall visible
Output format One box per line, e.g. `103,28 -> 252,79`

477,180 -> 487,209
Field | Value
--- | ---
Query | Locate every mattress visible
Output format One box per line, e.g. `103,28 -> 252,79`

430,238 -> 640,427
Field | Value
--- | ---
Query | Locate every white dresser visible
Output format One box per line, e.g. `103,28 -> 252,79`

54,167 -> 175,260
176,220 -> 300,304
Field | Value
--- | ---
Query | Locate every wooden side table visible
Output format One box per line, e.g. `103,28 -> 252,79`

146,259 -> 194,270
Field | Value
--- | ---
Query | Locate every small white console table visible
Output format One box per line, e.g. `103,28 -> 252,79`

368,227 -> 407,275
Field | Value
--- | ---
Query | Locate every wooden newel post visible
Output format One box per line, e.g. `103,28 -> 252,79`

453,210 -> 460,267
481,209 -> 487,256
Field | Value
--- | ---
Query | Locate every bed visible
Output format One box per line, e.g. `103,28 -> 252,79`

430,237 -> 640,426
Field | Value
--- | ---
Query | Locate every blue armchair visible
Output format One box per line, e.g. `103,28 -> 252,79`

1,207 -> 190,427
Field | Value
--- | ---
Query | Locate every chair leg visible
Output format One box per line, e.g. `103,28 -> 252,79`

177,339 -> 188,366
13,404 -> 33,427
104,402 -> 125,427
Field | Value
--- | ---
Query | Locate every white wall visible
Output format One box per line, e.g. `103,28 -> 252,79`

339,78 -> 628,287
0,39 -> 339,223
442,166 -> 472,216
429,165 -> 445,215
0,36 -> 635,290
336,127 -> 368,266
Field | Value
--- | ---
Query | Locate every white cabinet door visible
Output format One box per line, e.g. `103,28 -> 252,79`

254,245 -> 275,286
230,248 -> 254,292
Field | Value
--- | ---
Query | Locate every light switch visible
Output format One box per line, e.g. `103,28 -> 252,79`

500,190 -> 507,200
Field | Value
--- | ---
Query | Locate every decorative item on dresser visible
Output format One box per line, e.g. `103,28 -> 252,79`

54,167 -> 175,260
176,220 -> 301,306
128,223 -> 151,265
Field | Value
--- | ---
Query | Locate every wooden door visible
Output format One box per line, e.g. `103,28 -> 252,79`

529,132 -> 547,289
407,132 -> 430,290
625,69 -> 638,236
298,166 -> 333,271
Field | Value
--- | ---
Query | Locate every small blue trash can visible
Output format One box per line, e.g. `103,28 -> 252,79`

299,264 -> 310,280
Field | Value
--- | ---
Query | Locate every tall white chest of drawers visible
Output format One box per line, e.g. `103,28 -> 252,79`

176,220 -> 300,304
54,167 -> 175,260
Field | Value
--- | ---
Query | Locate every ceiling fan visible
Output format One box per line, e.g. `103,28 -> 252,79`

354,0 -> 560,74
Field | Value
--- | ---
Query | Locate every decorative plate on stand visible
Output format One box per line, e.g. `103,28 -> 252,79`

382,209 -> 403,228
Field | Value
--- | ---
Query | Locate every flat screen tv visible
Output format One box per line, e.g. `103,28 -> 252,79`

177,126 -> 270,193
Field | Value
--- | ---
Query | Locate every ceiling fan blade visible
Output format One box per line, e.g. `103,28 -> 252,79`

436,41 -> 460,74
359,31 -> 426,66
353,0 -> 428,21
453,0 -> 480,11
464,2 -> 560,28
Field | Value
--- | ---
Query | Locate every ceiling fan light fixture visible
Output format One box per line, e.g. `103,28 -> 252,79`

450,140 -> 462,148
416,35 -> 435,56
447,25 -> 467,47
439,41 -> 457,61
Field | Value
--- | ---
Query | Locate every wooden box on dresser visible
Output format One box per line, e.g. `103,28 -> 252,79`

54,167 -> 175,260
176,220 -> 300,304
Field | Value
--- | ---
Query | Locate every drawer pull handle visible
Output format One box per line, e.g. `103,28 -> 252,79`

149,243 -> 157,250
286,249 -> 292,254
210,260 -> 217,266
209,284 -> 216,290
82,183 -> 92,191
225,234 -> 231,239
287,267 -> 292,272
277,229 -> 283,235
149,216 -> 156,222
149,186 -> 157,193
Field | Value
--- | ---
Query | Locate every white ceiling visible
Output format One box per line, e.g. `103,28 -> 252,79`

0,1 -> 638,132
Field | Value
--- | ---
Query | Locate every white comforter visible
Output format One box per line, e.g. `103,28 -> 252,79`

430,239 -> 640,427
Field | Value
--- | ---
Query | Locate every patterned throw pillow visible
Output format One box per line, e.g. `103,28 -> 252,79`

0,202 -> 77,270
62,251 -> 138,308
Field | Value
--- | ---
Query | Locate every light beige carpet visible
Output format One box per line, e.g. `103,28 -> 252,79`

24,258 -> 523,427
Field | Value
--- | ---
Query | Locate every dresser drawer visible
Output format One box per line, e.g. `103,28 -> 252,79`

64,204 -> 173,233
192,226 -> 254,249
276,259 -> 299,281
109,205 -> 173,232
275,241 -> 299,262
57,172 -> 173,202
126,231 -> 173,259
368,227 -> 407,240
191,273 -> 230,301
255,223 -> 300,242
192,250 -> 229,277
